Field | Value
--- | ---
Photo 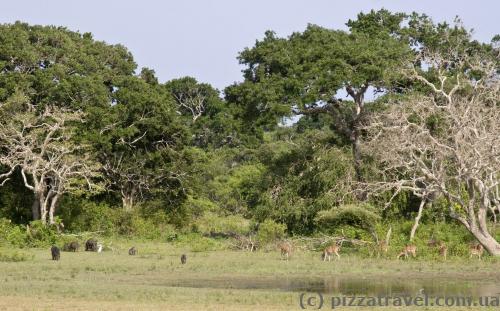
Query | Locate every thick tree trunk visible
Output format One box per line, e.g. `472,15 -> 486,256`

122,195 -> 134,211
31,197 -> 40,221
48,194 -> 60,225
352,137 -> 363,183
475,198 -> 500,255
410,199 -> 425,242
471,228 -> 500,256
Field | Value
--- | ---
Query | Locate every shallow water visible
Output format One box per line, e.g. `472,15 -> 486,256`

159,277 -> 500,296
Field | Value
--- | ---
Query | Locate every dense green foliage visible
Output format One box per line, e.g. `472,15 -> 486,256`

0,11 -> 498,253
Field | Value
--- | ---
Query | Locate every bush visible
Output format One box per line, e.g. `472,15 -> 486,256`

0,218 -> 27,247
59,199 -> 116,235
173,233 -> 226,252
256,219 -> 286,245
0,249 -> 34,262
315,204 -> 381,233
195,212 -> 251,236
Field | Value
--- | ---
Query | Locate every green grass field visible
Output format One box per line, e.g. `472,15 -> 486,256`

1,241 -> 500,310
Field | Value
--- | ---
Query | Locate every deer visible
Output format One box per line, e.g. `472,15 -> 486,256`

279,241 -> 292,261
397,244 -> 417,260
323,244 -> 341,261
469,243 -> 484,260
438,241 -> 448,260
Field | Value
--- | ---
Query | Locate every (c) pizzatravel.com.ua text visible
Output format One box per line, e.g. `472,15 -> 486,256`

298,293 -> 500,309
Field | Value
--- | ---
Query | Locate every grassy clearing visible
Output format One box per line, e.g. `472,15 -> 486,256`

0,241 -> 500,310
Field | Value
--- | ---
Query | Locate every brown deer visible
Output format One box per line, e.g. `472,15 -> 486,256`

469,243 -> 484,260
279,241 -> 292,261
438,242 -> 448,260
323,244 -> 341,261
397,244 -> 417,259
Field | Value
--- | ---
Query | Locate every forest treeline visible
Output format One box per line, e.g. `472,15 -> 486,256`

0,10 -> 499,253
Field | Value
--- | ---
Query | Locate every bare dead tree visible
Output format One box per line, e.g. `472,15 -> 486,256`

172,86 -> 207,122
102,151 -> 186,211
0,103 -> 101,224
361,46 -> 500,254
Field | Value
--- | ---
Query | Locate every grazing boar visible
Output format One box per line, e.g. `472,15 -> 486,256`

51,246 -> 60,260
85,239 -> 98,252
63,241 -> 79,252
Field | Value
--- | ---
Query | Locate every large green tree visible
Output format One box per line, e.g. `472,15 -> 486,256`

95,73 -> 189,211
225,10 -> 413,184
0,22 -> 135,221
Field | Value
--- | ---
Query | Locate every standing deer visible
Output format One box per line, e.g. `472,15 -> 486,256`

438,242 -> 448,260
323,244 -> 341,261
469,243 -> 484,260
397,244 -> 417,259
279,241 -> 292,261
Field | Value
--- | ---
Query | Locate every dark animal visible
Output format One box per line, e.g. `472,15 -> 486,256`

85,239 -> 98,252
63,241 -> 79,252
181,254 -> 187,264
51,246 -> 60,260
128,246 -> 137,255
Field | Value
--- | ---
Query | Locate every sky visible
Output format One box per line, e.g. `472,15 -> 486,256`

1,0 -> 499,90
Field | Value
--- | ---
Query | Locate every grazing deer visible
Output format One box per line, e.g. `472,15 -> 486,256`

279,241 -> 292,261
469,243 -> 484,260
128,246 -> 137,256
323,244 -> 341,261
397,244 -> 417,259
51,246 -> 60,261
438,242 -> 448,260
181,254 -> 187,264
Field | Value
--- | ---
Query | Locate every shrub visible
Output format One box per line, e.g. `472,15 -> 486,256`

0,218 -> 27,247
256,219 -> 286,245
195,212 -> 251,236
0,249 -> 34,262
173,233 -> 226,252
26,220 -> 59,247
315,204 -> 381,233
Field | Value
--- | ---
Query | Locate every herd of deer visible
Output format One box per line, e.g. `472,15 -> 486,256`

278,239 -> 485,261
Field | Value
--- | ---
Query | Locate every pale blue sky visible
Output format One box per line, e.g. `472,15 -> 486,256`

1,0 -> 498,90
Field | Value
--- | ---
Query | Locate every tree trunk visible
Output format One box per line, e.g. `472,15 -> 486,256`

474,197 -> 500,256
31,197 -> 40,221
48,194 -> 60,225
410,199 -> 425,242
470,228 -> 500,256
122,195 -> 134,211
